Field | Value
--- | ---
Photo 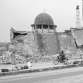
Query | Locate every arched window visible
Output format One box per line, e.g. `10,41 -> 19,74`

49,25 -> 54,29
36,25 -> 42,29
43,25 -> 48,29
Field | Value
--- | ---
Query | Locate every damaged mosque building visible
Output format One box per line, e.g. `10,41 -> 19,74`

9,12 -> 76,58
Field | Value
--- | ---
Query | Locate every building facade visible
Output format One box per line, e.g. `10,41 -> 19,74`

10,13 -> 76,57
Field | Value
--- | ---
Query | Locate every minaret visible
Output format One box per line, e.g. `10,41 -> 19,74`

76,5 -> 81,28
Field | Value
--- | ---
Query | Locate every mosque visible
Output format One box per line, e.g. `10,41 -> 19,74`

10,12 -> 76,57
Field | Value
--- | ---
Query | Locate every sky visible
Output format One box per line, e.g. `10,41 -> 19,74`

0,0 -> 82,42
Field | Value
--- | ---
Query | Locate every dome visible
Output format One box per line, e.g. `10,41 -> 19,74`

34,13 -> 54,25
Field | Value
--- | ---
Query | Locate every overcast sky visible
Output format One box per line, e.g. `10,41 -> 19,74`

0,0 -> 82,42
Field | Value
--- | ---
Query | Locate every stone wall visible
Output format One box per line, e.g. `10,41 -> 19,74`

58,32 -> 76,51
10,30 -> 76,58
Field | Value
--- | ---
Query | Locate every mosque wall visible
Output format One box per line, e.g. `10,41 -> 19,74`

10,31 -> 76,56
58,32 -> 76,50
41,33 -> 59,56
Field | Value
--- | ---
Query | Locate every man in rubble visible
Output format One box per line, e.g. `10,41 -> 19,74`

58,50 -> 67,63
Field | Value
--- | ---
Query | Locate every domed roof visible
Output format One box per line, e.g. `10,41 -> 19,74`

34,13 -> 54,25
